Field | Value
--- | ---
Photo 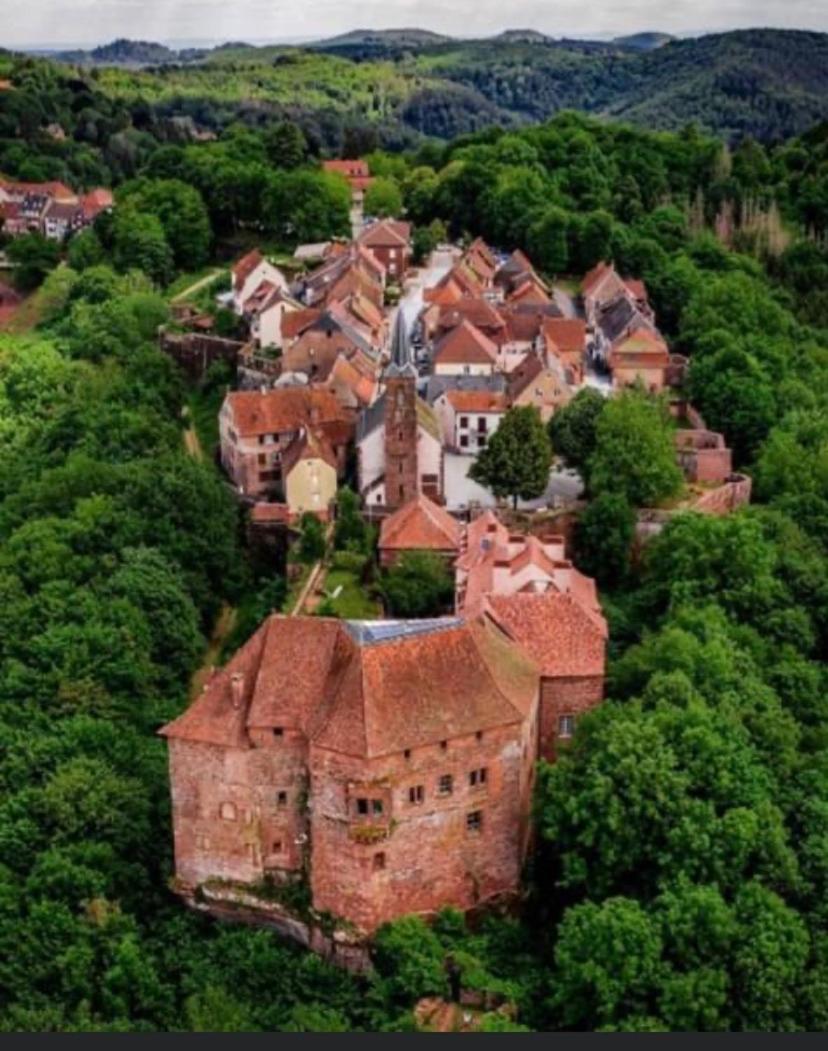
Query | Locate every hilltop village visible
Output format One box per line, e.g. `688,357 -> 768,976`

161,183 -> 751,963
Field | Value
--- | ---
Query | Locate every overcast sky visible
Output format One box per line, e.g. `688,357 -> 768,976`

2,0 -> 826,49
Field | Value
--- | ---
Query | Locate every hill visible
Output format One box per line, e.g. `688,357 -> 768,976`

613,31 -> 675,51
24,27 -> 828,144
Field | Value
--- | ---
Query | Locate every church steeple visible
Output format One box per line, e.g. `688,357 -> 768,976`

385,309 -> 417,379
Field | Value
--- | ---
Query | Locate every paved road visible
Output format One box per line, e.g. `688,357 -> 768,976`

396,247 -> 457,338
443,452 -> 584,514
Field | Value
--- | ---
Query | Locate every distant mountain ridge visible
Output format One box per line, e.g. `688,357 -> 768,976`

20,27 -> 828,144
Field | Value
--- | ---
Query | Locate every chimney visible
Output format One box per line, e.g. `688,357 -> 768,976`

230,672 -> 244,710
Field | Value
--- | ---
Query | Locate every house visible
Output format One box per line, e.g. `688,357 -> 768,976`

432,320 -> 498,377
282,428 -> 338,517
327,353 -> 378,411
246,286 -> 304,351
356,316 -> 443,508
161,613 -> 540,937
506,353 -> 572,422
610,327 -> 670,393
219,387 -> 353,500
358,219 -> 411,281
433,389 -> 507,454
378,493 -> 463,566
426,297 -> 508,348
541,318 -> 587,385
456,512 -> 607,759
295,245 -> 385,310
231,250 -> 289,315
322,159 -> 374,202
42,199 -> 83,241
591,291 -> 659,368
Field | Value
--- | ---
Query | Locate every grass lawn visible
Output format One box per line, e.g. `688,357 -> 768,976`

166,267 -> 224,302
324,568 -> 381,619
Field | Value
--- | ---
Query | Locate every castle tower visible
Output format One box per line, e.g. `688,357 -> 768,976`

384,312 -> 419,510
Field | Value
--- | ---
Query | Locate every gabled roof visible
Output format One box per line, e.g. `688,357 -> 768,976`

437,297 -> 506,336
282,428 -> 338,476
161,614 -> 537,758
433,320 -> 498,367
359,218 -> 411,248
445,389 -> 507,414
542,317 -> 586,355
484,591 -> 606,679
329,353 -> 377,408
232,248 -> 264,288
379,493 -> 462,553
223,388 -> 351,438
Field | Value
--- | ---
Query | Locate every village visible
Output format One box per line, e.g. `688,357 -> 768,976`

158,160 -> 753,968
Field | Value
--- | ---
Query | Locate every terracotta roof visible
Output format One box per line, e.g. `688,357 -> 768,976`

506,354 -> 545,400
224,388 -> 351,438
581,260 -> 613,295
359,218 -> 411,248
81,188 -> 113,219
509,277 -> 550,305
161,615 -> 538,758
232,248 -> 263,287
282,427 -> 338,477
323,159 -> 371,179
250,502 -> 291,524
445,389 -> 507,414
611,328 -> 669,367
625,278 -> 648,301
433,320 -> 498,367
437,297 -> 506,336
484,592 -> 606,679
379,493 -> 462,553
329,353 -> 377,407
542,318 -> 586,355
282,308 -> 322,341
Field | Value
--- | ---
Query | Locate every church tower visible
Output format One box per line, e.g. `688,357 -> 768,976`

384,312 -> 419,510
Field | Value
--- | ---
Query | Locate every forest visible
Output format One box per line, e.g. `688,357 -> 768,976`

5,27 -> 828,150
1,76 -> 828,1029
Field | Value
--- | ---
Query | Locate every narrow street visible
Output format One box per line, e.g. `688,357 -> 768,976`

395,247 -> 457,338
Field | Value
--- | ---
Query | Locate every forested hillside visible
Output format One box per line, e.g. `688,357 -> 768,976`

16,27 -> 828,146
1,82 -> 828,1029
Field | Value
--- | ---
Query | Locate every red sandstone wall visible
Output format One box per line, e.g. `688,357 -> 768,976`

539,676 -> 604,762
691,475 -> 752,515
308,716 -> 537,934
168,730 -> 309,890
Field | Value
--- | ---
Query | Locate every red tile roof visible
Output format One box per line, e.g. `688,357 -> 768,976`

542,318 -> 586,355
224,388 -> 351,438
282,428 -> 338,476
161,615 -> 538,758
484,592 -> 606,679
433,320 -> 498,367
232,248 -> 263,288
379,493 -> 463,554
359,218 -> 411,248
445,389 -> 507,414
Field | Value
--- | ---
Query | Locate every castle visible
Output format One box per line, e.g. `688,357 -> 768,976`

161,542 -> 606,940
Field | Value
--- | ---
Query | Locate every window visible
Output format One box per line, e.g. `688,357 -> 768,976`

258,453 -> 266,466
373,852 -> 386,871
469,767 -> 488,788
276,791 -> 288,808
478,435 -> 487,448
466,810 -> 483,833
404,749 -> 411,760
273,727 -> 284,739
438,774 -> 453,796
459,416 -> 469,428
409,785 -> 424,805
558,714 -> 576,739
372,799 -> 384,816
440,740 -> 448,752
476,731 -> 483,742
220,801 -> 237,822
459,434 -> 469,449
356,798 -> 370,816
272,840 -> 283,854
478,417 -> 488,432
